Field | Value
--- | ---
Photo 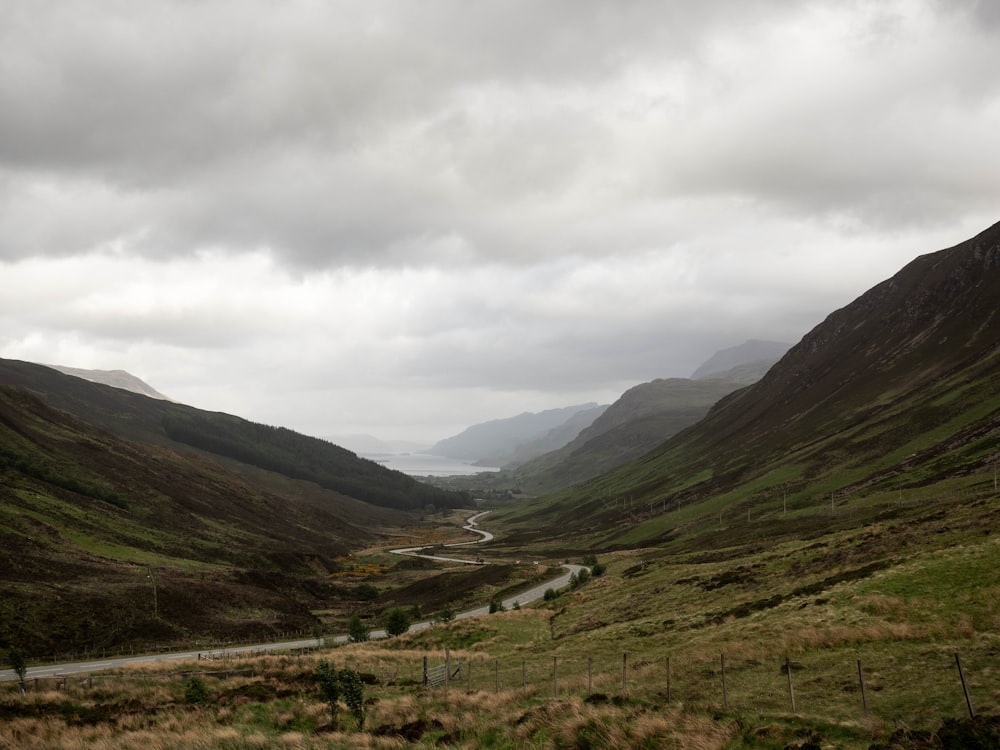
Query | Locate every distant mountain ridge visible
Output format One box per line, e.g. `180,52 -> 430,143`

428,403 -> 608,466
691,339 -> 789,380
48,365 -> 172,401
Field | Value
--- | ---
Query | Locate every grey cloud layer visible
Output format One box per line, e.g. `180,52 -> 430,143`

5,0 -> 995,269
1,0 -> 998,441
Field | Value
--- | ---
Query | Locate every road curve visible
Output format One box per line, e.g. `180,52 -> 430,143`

1,512 -> 583,682
388,510 -> 494,564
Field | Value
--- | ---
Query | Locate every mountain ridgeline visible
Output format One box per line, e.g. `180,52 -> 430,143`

160,411 -> 456,512
0,359 -> 468,513
499,219 -> 1000,545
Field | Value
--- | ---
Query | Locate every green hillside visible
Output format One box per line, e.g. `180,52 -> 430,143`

496,220 -> 1000,552
0,359 -> 469,513
0,385 -> 416,655
511,377 -> 746,494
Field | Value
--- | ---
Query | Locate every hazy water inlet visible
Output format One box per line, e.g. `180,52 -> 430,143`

364,452 -> 500,477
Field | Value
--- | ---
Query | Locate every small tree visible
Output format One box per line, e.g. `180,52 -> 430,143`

383,607 -> 411,637
439,605 -> 455,622
315,660 -> 341,728
489,596 -> 505,613
339,668 -> 365,730
348,614 -> 370,643
316,659 -> 340,729
591,562 -> 607,577
543,587 -> 558,602
183,675 -> 209,704
7,646 -> 27,697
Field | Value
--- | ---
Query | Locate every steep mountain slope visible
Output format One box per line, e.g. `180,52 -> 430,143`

0,359 -> 468,513
500,220 -> 1000,545
0,385 -> 401,655
512,377 -> 745,494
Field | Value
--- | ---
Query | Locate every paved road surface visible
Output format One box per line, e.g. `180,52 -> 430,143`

1,511 -> 582,682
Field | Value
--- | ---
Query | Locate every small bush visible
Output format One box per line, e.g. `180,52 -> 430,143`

356,583 -> 379,601
570,568 -> 591,589
543,588 -> 558,601
183,676 -> 209,704
315,661 -> 366,731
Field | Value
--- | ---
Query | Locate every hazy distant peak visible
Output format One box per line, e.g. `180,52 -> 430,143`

428,403 -> 604,462
46,364 -> 172,401
691,340 -> 790,380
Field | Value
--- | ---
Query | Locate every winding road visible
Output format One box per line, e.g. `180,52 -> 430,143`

1,512 -> 584,683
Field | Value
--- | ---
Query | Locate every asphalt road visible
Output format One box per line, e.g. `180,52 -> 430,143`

1,511 -> 583,683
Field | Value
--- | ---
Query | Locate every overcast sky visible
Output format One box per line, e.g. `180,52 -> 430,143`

2,0 -> 998,446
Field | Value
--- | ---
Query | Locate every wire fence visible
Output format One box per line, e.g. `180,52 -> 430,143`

8,642 -> 993,730
417,646 -> 996,726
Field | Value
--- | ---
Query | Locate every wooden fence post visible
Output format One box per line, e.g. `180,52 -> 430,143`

445,648 -> 450,691
422,656 -> 428,687
622,652 -> 628,694
665,656 -> 670,702
955,652 -> 975,719
553,656 -> 558,697
785,656 -> 796,713
721,654 -> 728,709
857,659 -> 869,718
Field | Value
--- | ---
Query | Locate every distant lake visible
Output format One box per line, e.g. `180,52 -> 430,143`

364,453 -> 501,477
